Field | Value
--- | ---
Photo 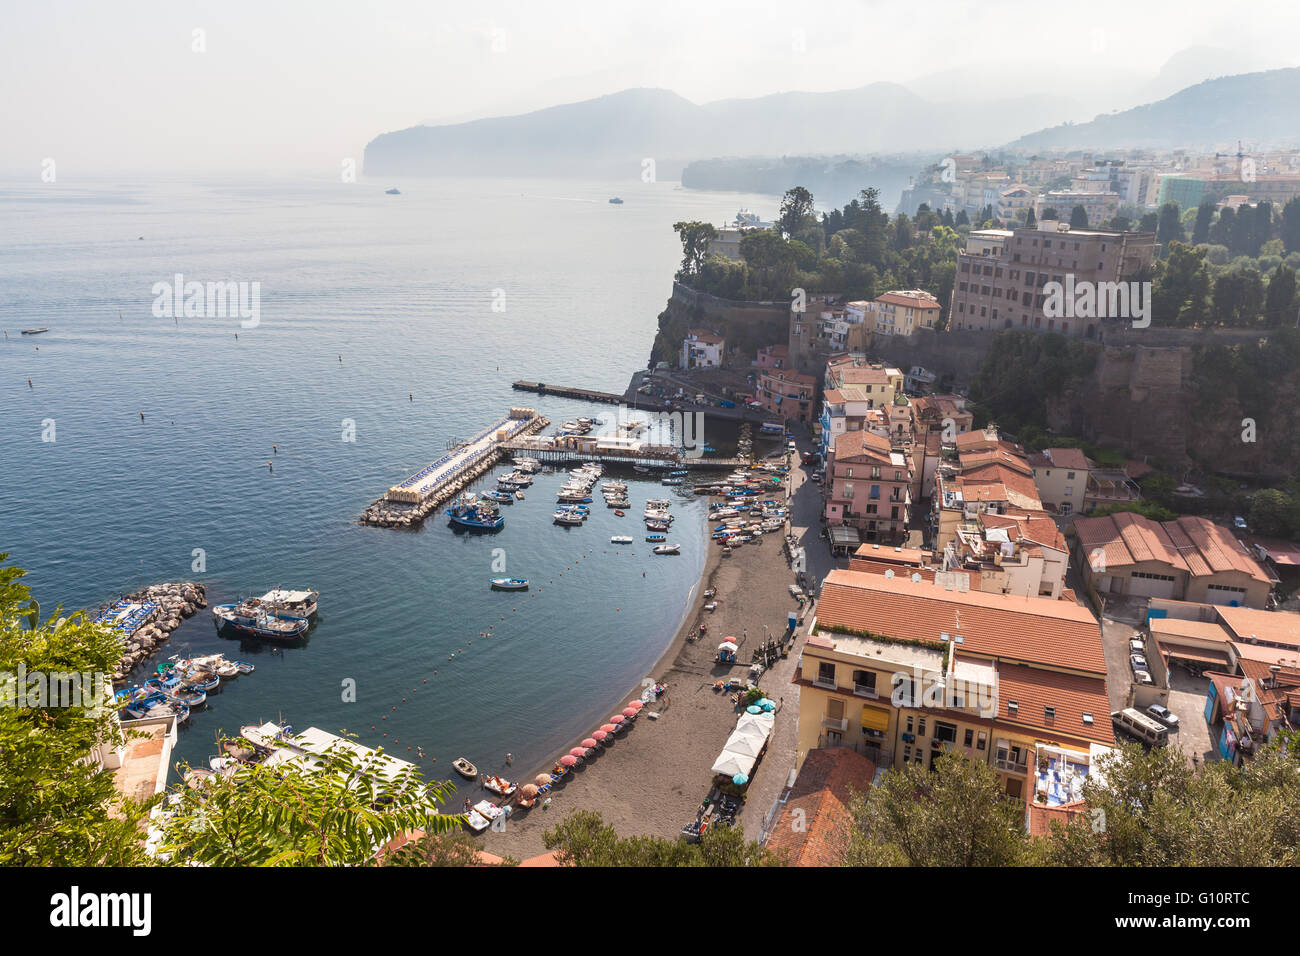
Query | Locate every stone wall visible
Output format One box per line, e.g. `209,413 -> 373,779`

649,282 -> 791,368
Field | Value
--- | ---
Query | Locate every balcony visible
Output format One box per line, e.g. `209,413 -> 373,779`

821,715 -> 849,732
812,675 -> 838,691
995,755 -> 1029,774
853,683 -> 879,699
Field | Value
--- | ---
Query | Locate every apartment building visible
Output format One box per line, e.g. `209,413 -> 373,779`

948,220 -> 1158,337
679,329 -> 725,369
826,429 -> 912,544
861,290 -> 941,337
794,571 -> 1114,805
757,367 -> 818,423
1034,190 -> 1120,226
1028,447 -> 1091,515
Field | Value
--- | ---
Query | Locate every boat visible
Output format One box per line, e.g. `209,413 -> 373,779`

192,654 -> 239,679
611,535 -> 634,544
385,187 -> 401,195
212,602 -> 310,641
646,533 -> 667,543
554,511 -> 586,526
661,477 -> 683,485
452,757 -> 478,780
669,470 -> 688,477
482,490 -> 514,504
465,800 -> 504,833
652,544 -> 681,555
483,775 -> 517,797
261,589 -> 318,618
233,660 -> 255,675
490,578 -> 529,591
21,327 -> 49,335
513,457 -> 542,473
613,509 -> 626,517
645,521 -> 671,532
608,197 -> 624,204
646,498 -> 671,510
633,464 -> 651,473
445,494 -> 504,531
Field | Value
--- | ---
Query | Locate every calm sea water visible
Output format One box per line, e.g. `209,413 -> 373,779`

0,174 -> 774,779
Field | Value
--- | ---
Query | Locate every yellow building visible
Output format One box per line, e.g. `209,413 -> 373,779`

795,571 -> 1113,802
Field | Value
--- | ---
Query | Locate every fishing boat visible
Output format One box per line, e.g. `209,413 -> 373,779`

490,577 -> 529,591
385,187 -> 401,195
496,476 -> 526,490
482,490 -> 514,504
554,511 -> 586,526
483,774 -> 517,797
512,457 -> 542,473
646,498 -> 671,510
661,477 -> 683,485
261,589 -> 318,618
20,327 -> 49,335
606,498 -> 630,509
608,197 -> 623,204
212,601 -> 310,641
556,492 -> 593,504
652,544 -> 681,555
611,535 -> 634,544
233,660 -> 255,675
192,654 -> 239,679
613,509 -> 626,517
669,470 -> 688,477
445,494 -> 504,531
646,533 -> 667,543
645,520 -> 671,532
452,757 -> 478,780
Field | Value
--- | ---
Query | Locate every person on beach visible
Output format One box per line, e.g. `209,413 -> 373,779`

506,753 -> 512,765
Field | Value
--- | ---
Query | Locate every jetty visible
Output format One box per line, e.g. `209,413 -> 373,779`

498,436 -> 749,471
512,379 -> 768,423
361,409 -> 549,528
94,582 -> 208,683
512,381 -> 625,405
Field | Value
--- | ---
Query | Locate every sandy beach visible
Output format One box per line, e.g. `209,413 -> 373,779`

480,471 -> 810,859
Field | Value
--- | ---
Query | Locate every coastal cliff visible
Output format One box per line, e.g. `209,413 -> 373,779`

649,281 -> 790,369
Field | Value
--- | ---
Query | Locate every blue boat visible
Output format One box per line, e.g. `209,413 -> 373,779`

445,494 -> 504,531
669,470 -> 688,477
481,490 -> 514,504
123,692 -> 190,724
490,578 -> 530,591
212,601 -> 310,641
145,675 -> 207,707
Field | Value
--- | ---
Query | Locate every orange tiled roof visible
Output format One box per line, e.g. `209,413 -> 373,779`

766,748 -> 875,866
876,291 -> 940,310
833,428 -> 894,464
816,570 -> 1106,674
1216,606 -> 1300,649
995,662 -> 1114,745
1074,513 -> 1269,586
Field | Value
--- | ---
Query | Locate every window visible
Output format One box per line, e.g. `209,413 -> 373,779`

964,729 -> 974,747
934,721 -> 957,743
905,715 -> 914,734
977,731 -> 986,750
843,482 -> 854,499
917,717 -> 926,736
816,661 -> 836,687
852,670 -> 877,695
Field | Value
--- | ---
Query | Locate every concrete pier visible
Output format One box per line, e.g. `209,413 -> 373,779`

360,409 -> 549,529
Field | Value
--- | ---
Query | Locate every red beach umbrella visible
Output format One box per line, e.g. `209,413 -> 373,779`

569,747 -> 587,757
581,738 -> 598,749
622,707 -> 638,717
610,715 -> 625,724
560,754 -> 578,767
591,730 -> 608,741
600,724 -> 617,733
628,700 -> 645,710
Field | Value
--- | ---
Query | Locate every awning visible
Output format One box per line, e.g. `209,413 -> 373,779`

1154,639 -> 1232,668
860,706 -> 890,732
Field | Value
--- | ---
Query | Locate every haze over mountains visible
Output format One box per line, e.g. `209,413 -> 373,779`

364,52 -> 1299,182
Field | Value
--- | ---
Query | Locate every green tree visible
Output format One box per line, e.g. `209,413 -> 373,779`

1192,202 -> 1215,244
1265,264 -> 1298,327
738,229 -> 797,300
1156,202 -> 1184,248
1069,205 -> 1090,229
1024,207 -> 1037,228
844,752 -> 1030,866
1138,211 -> 1159,233
1248,488 -> 1296,537
543,809 -> 784,866
1152,243 -> 1210,327
1281,197 -> 1300,254
385,829 -> 516,866
671,221 -> 719,280
777,186 -> 816,240
0,556 -> 152,866
157,733 -> 461,865
954,209 -> 970,228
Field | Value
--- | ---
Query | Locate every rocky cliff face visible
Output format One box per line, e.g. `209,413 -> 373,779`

649,282 -> 790,369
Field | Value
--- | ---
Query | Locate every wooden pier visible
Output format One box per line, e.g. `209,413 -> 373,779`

497,439 -> 750,471
511,381 -> 628,405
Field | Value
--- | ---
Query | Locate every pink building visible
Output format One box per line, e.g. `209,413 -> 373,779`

826,429 -> 913,544
756,344 -> 789,370
758,368 -> 817,423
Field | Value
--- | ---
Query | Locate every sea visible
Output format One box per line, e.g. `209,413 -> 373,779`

0,174 -> 778,780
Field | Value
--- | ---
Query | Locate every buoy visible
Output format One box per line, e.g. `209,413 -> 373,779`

268,461 -> 273,472
273,444 -> 277,454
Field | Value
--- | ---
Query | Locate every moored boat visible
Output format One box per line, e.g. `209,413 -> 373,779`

261,588 -> 319,619
446,494 -> 504,531
452,757 -> 478,780
652,543 -> 681,555
213,602 -> 310,641
610,535 -> 634,544
646,533 -> 667,542
490,577 -> 529,591
483,774 -> 517,797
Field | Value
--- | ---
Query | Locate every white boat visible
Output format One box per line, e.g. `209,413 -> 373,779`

465,799 -> 504,833
646,498 -> 671,510
261,588 -> 319,619
611,535 -> 634,544
652,544 -> 681,555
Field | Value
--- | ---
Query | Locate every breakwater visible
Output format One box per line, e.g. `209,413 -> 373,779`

95,582 -> 208,683
360,409 -> 550,528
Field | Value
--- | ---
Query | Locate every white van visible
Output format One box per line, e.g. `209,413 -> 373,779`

1112,708 -> 1169,747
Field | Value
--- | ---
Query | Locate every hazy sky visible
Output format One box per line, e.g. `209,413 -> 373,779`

5,0 -> 1299,177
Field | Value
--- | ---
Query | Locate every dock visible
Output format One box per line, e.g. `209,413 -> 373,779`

361,409 -> 549,528
498,438 -> 750,471
512,378 -> 768,423
512,381 -> 627,405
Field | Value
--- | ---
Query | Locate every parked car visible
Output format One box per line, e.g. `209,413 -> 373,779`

1133,670 -> 1154,686
1130,654 -> 1149,671
1146,703 -> 1180,728
810,473 -> 823,483
1233,515 -> 1248,530
1129,639 -> 1146,653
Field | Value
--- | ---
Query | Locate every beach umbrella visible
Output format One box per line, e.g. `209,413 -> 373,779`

719,641 -> 738,652
746,705 -> 762,714
621,707 -> 638,717
600,724 -> 617,733
520,784 -> 539,798
581,738 -> 598,749
609,715 -> 625,724
560,755 -> 577,767
756,698 -> 775,708
569,747 -> 587,757
733,773 -> 749,785
534,774 -> 552,787
760,700 -> 776,712
592,730 -> 608,741
628,700 -> 645,710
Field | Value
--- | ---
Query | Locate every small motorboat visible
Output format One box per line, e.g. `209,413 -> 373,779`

611,535 -> 634,544
482,490 -> 515,504
452,757 -> 478,780
653,544 -> 681,555
233,660 -> 255,675
490,577 -> 529,591
646,534 -> 667,543
483,775 -> 517,797
20,328 -> 49,335
385,187 -> 401,195
608,197 -> 623,204
614,509 -> 626,517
